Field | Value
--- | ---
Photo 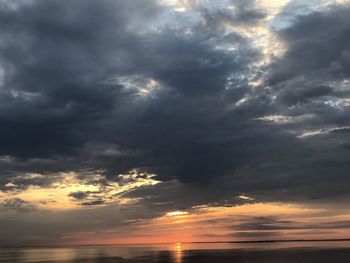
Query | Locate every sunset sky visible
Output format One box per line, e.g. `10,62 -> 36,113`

1,0 -> 350,246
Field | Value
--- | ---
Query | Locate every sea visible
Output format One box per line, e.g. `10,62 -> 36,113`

1,240 -> 350,262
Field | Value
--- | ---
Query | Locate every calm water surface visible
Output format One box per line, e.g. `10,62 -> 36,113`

1,241 -> 350,262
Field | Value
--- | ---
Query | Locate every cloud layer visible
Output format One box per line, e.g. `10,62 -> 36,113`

1,0 -> 350,245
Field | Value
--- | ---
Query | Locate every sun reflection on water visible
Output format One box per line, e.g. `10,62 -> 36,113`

173,242 -> 183,263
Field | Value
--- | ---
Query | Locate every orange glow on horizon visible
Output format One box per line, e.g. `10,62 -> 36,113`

64,202 -> 350,246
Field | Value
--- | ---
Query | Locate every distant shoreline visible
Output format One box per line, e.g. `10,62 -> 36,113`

228,238 -> 350,244
2,238 -> 350,248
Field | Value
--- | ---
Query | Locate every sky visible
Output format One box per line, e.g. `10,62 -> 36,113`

1,0 -> 350,246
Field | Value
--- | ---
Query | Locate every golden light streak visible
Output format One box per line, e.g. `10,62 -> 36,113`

237,194 -> 255,201
166,211 -> 189,217
0,170 -> 161,210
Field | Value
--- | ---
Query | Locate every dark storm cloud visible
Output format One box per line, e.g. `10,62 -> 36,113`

0,0 -> 270,187
0,0 -> 349,203
242,5 -> 350,203
0,0 -> 159,159
1,0 -> 350,245
268,6 -> 350,98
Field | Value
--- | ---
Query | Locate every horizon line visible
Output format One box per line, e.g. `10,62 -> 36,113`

3,238 -> 350,248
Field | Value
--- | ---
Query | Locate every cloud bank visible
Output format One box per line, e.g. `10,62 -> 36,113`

1,0 -> 350,245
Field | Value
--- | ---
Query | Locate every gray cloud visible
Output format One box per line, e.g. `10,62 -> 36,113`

199,0 -> 266,29
232,216 -> 350,232
0,0 -> 265,186
1,198 -> 37,213
233,231 -> 281,238
1,0 -> 350,245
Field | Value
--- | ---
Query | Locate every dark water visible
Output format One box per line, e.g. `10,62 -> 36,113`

2,241 -> 350,262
